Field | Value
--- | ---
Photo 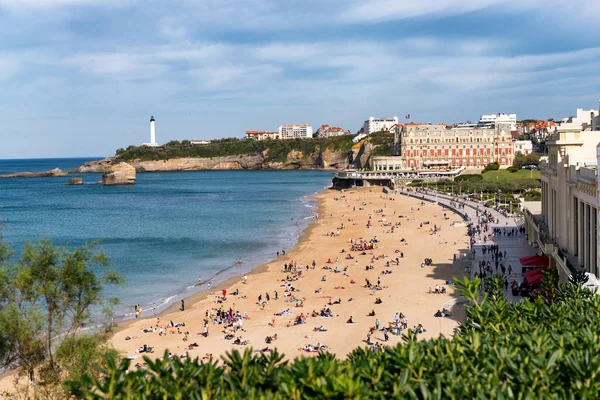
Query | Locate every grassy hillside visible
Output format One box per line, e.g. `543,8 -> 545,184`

482,169 -> 541,181
115,135 -> 358,163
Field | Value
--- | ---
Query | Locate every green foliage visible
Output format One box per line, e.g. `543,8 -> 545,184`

482,161 -> 500,173
0,238 -> 123,392
69,276 -> 600,398
506,165 -> 519,173
368,131 -> 395,156
454,174 -> 483,182
115,135 -> 358,163
523,190 -> 542,201
481,169 -> 541,181
513,152 -> 541,169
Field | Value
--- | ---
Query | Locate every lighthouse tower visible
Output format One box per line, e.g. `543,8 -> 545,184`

150,116 -> 156,145
144,116 -> 159,147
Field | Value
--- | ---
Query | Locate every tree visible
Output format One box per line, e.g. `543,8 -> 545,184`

0,238 -> 123,390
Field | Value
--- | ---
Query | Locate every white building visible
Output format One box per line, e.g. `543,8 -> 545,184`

143,116 -> 159,147
523,106 -> 600,284
279,124 -> 313,140
514,140 -> 533,155
558,108 -> 598,132
191,140 -> 211,145
479,113 -> 517,131
246,131 -> 279,140
363,117 -> 399,135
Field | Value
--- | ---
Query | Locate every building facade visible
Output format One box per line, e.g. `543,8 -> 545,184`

479,113 -> 517,131
399,123 -> 515,169
363,117 -> 399,134
316,124 -> 346,138
245,130 -> 279,140
279,124 -> 313,140
514,140 -> 533,155
558,108 -> 598,131
538,125 -> 599,281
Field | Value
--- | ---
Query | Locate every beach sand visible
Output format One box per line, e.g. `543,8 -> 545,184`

0,187 -> 470,392
110,187 -> 469,362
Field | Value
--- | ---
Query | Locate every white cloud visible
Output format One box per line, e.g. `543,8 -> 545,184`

0,0 -> 133,9
339,0 -> 514,22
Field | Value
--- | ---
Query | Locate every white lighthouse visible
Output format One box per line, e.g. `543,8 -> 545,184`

144,115 -> 159,147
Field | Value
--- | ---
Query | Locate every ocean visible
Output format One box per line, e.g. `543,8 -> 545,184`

0,158 -> 333,319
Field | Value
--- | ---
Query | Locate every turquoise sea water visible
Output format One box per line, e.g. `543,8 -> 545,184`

0,158 -> 332,318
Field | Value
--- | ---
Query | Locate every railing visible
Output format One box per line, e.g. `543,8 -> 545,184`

556,247 -> 579,274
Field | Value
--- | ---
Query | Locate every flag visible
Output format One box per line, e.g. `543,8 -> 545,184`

405,114 -> 410,119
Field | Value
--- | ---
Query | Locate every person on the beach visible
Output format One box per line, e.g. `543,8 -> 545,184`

180,299 -> 185,311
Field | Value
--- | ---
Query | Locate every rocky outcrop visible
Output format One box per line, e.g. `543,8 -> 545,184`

77,142 -> 375,173
0,168 -> 68,178
129,155 -> 264,172
79,158 -> 113,173
67,177 -> 84,185
102,163 -> 136,185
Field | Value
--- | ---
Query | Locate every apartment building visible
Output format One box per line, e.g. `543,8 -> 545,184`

363,117 -> 399,134
245,131 -> 279,140
279,124 -> 313,140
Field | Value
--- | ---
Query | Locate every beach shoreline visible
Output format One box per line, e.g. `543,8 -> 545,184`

110,189 -> 328,334
0,185 -> 470,392
105,188 -> 468,359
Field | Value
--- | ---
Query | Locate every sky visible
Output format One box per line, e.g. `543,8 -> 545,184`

1,0 -> 599,159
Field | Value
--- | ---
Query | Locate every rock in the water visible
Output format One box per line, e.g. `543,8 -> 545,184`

0,168 -> 68,178
67,177 -> 84,185
102,162 -> 136,185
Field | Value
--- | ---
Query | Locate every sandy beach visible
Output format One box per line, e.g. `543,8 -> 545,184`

109,187 -> 469,363
0,186 -> 470,392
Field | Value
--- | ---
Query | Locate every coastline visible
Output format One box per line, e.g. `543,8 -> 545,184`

111,189 -> 328,334
106,186 -> 469,360
0,185 -> 470,392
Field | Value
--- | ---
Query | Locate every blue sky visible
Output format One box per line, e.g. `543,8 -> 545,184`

1,0 -> 599,159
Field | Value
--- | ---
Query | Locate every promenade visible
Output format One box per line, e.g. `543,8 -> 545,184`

399,188 -> 538,301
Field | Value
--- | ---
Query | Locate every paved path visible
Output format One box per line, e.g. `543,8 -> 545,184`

398,189 -> 538,301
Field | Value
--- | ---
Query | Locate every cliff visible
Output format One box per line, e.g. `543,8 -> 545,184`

79,134 -> 386,173
102,162 -> 136,185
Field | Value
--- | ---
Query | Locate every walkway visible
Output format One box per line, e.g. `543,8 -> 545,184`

399,188 -> 538,301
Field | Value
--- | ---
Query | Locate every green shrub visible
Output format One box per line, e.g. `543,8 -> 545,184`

454,174 -> 483,182
506,165 -> 519,173
68,278 -> 600,399
482,161 -> 500,173
523,190 -> 542,201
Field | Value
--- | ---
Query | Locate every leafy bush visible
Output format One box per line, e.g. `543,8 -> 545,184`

513,152 -> 540,168
523,190 -> 542,201
68,278 -> 600,399
0,237 -> 123,396
506,165 -> 519,173
482,161 -> 500,173
454,174 -> 483,182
